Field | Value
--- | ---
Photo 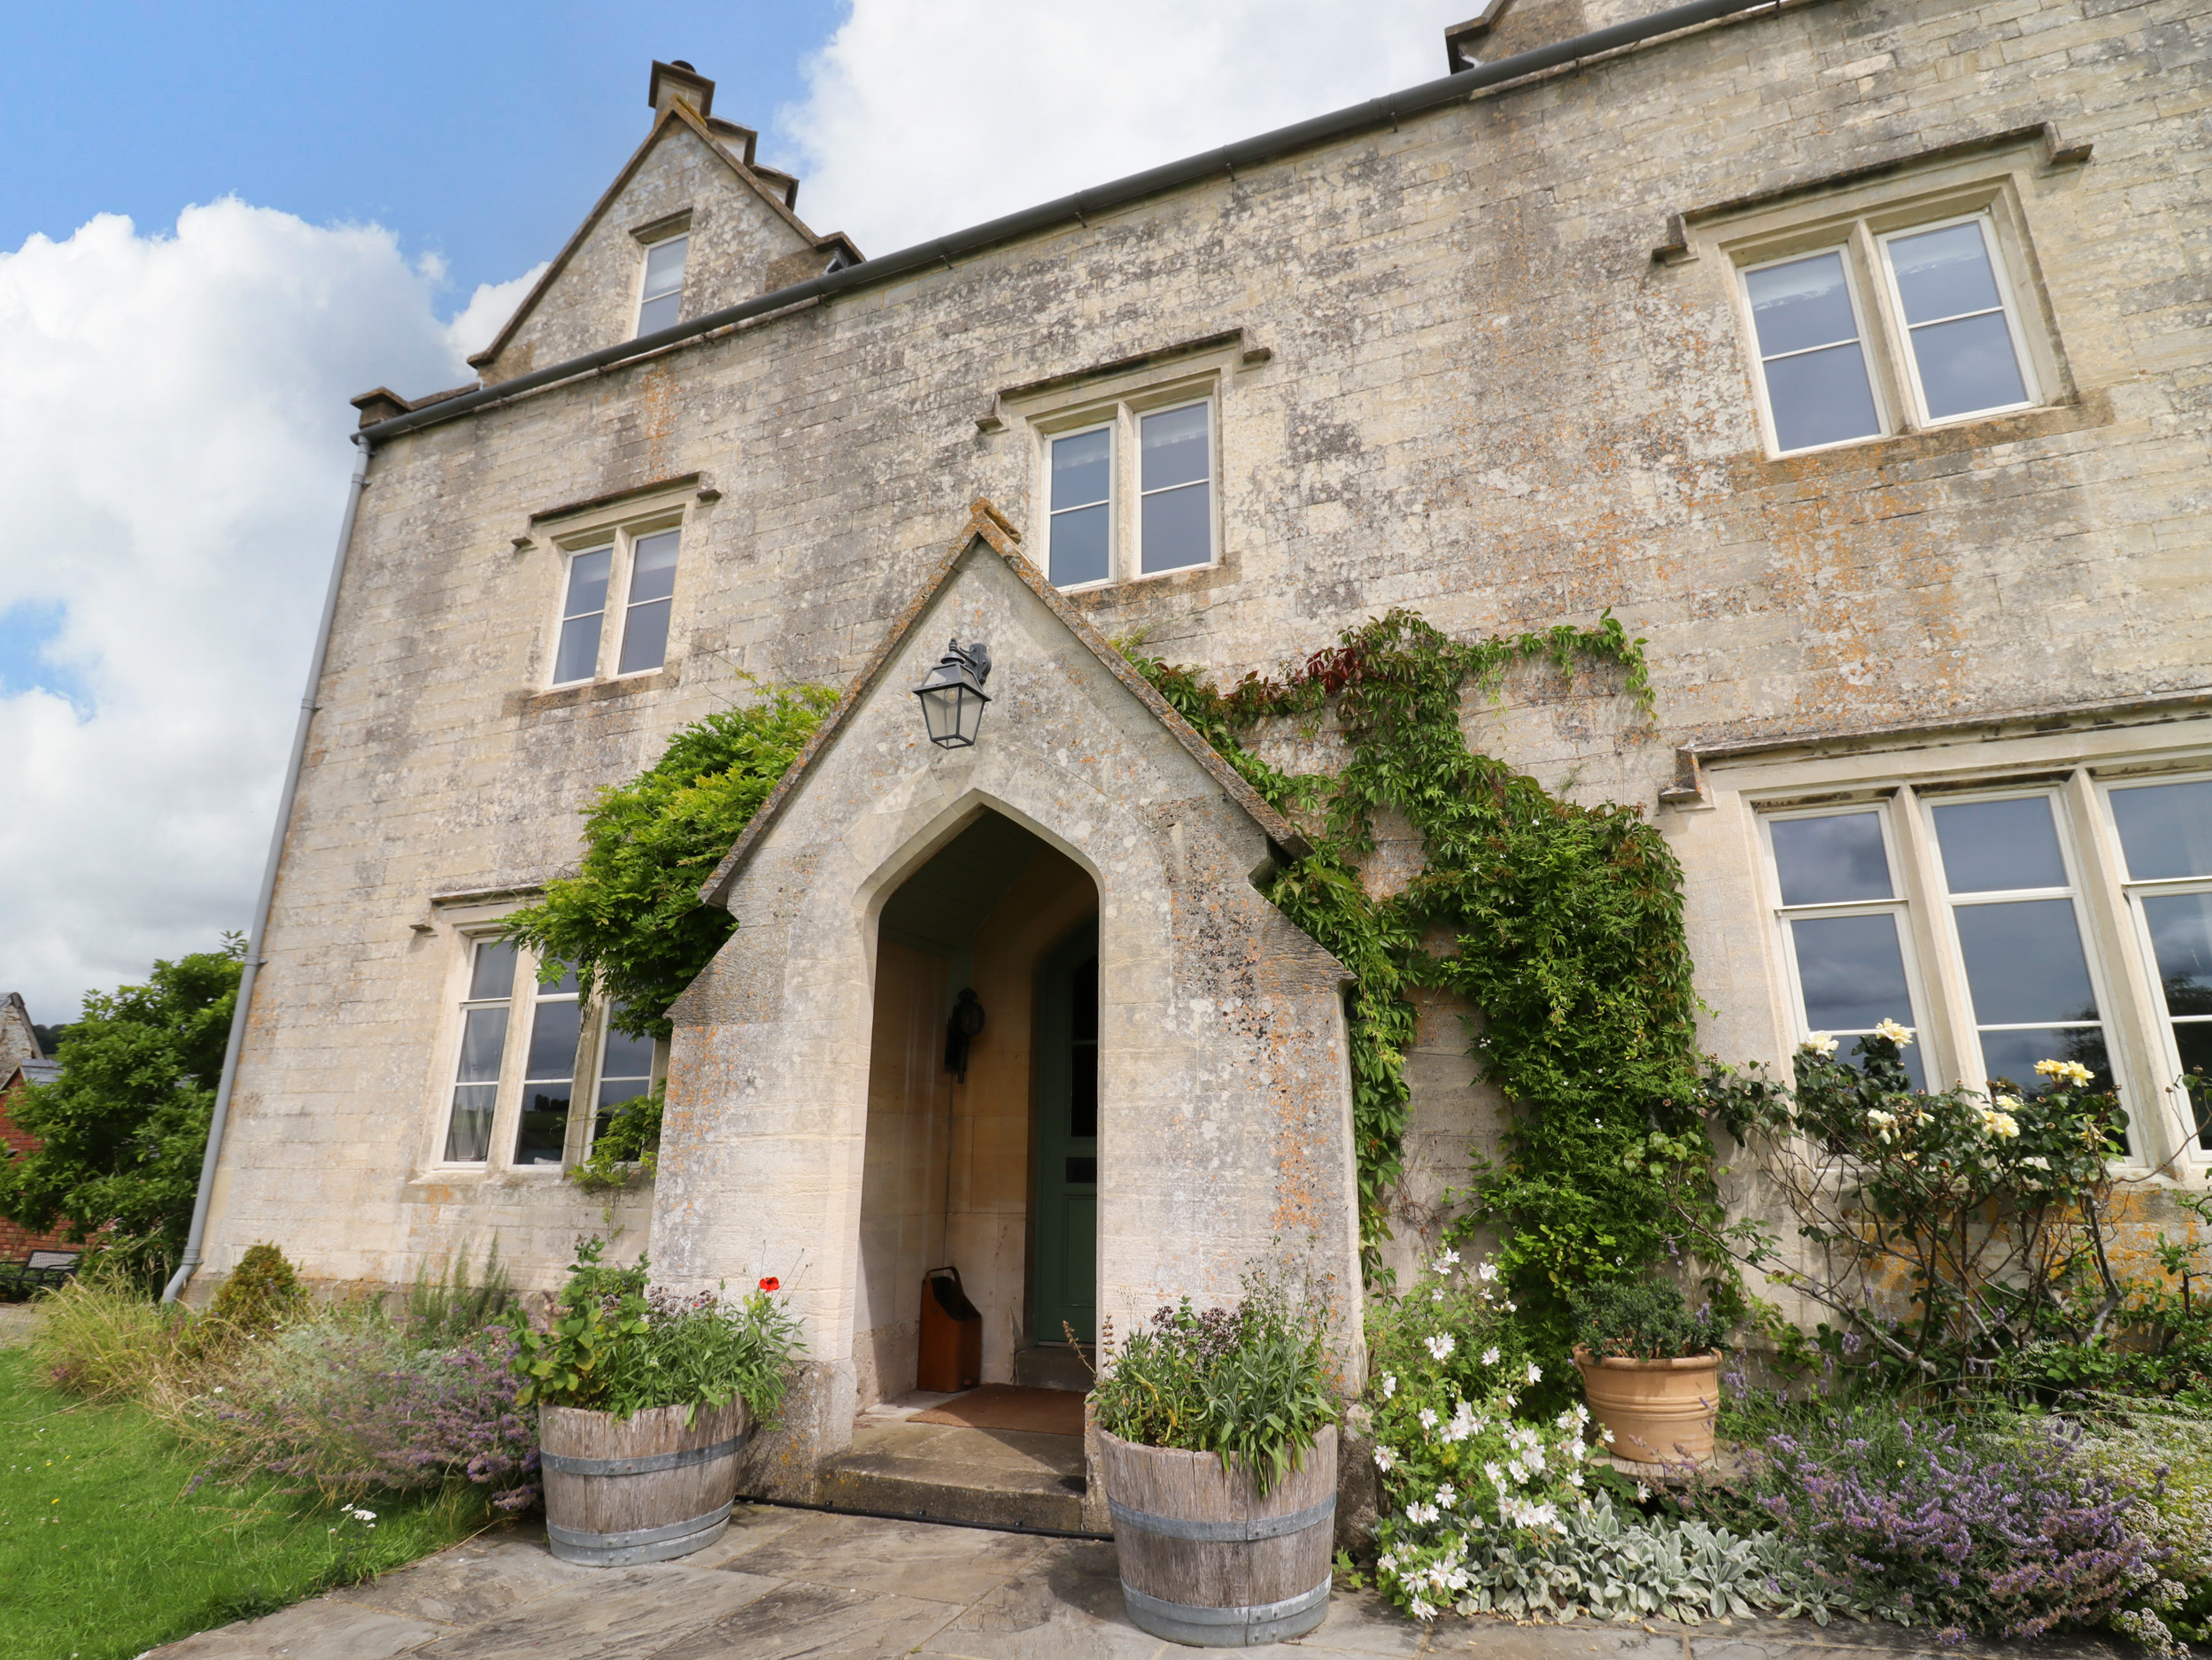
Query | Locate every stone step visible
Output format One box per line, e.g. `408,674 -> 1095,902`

1011,1344 -> 1094,1392
814,1420 -> 1087,1533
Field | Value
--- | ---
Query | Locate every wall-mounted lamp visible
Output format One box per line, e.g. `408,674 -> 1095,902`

912,637 -> 992,749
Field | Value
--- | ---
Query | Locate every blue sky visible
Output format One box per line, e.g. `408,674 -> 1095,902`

0,1 -> 843,305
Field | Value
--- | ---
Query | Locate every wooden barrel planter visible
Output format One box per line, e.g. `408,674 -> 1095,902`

539,1399 -> 748,1566
1099,1426 -> 1337,1648
1574,1347 -> 1721,1466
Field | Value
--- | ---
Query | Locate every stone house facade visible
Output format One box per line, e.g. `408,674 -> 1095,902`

197,0 -> 2209,1486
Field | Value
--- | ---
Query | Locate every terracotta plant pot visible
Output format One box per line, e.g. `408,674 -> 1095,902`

1098,1425 -> 1337,1648
539,1399 -> 749,1565
1574,1347 -> 1721,1466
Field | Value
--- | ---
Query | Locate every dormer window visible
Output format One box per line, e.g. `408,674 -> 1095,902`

637,234 -> 688,336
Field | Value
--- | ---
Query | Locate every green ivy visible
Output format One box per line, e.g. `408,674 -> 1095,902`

500,685 -> 836,1038
1124,609 -> 1735,1359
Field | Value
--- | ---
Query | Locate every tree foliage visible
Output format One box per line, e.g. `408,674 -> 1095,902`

499,685 -> 836,1037
1125,608 -> 1733,1364
0,938 -> 244,1284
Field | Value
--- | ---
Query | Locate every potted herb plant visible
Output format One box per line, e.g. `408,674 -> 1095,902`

512,1239 -> 800,1565
1090,1280 -> 1341,1648
1569,1281 -> 1724,1466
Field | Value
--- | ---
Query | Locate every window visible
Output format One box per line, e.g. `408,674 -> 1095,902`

1764,806 -> 1928,1088
1041,395 -> 1215,588
549,523 -> 682,686
514,966 -> 581,1165
445,940 -> 515,1163
637,235 -> 687,336
591,1019 -> 656,1151
1927,792 -> 2112,1104
1736,208 -> 2042,456
2107,778 -> 2212,1147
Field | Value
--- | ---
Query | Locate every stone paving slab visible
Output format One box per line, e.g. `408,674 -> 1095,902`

149,1504 -> 2139,1660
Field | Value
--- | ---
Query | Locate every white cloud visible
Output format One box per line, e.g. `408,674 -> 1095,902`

778,0 -> 1455,255
0,201 -> 481,1027
445,262 -> 548,363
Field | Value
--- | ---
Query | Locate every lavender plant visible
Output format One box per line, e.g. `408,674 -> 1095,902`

1682,1406 -> 2174,1646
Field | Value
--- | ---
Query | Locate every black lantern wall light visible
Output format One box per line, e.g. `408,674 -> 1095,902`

912,637 -> 992,749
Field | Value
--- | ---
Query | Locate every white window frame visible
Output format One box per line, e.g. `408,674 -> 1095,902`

2099,769 -> 2212,1162
1032,379 -> 1221,591
1870,211 -> 2040,431
545,512 -> 685,689
635,231 -> 689,338
1917,783 -> 2131,1152
431,929 -> 587,1175
583,1018 -> 663,1161
1736,243 -> 1894,459
1760,799 -> 1934,1080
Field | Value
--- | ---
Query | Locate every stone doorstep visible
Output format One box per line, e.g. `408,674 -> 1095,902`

813,1419 -> 1090,1533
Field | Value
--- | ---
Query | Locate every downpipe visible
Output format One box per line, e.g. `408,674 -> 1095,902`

163,434 -> 373,1303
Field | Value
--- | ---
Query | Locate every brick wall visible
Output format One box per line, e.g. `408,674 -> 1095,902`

0,1081 -> 75,1262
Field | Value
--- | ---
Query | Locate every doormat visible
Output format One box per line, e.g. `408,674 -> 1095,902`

911,1384 -> 1087,1437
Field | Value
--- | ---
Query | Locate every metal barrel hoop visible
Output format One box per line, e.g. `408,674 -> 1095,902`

1108,1494 -> 1335,1542
1120,1578 -> 1333,1647
546,1501 -> 735,1567
538,1430 -> 747,1478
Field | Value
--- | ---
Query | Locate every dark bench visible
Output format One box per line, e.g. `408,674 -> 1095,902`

0,1250 -> 80,1301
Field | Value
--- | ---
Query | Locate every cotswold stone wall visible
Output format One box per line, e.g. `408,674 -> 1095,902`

203,0 -> 2211,1297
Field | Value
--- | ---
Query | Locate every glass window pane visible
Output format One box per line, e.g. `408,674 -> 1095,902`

2142,893 -> 2212,1017
628,531 -> 680,604
1887,223 -> 2004,324
468,941 -> 519,1003
616,598 -> 672,675
1932,797 -> 2067,892
1050,502 -> 1109,586
445,1085 -> 496,1162
554,616 -> 602,683
538,961 -> 578,995
1909,312 -> 2028,419
1763,342 -> 1882,452
1790,914 -> 1914,1035
564,548 -> 611,617
1770,812 -> 1892,905
643,236 -> 687,297
512,1088 -> 570,1165
1051,429 -> 1110,511
523,996 -> 582,1082
453,1005 -> 508,1084
1141,482 -> 1210,573
2176,1024 -> 2212,1149
1953,898 -> 2099,1024
637,290 -> 680,335
1746,252 -> 1862,355
601,1025 -> 656,1082
2110,782 -> 2212,880
1980,1025 -> 2112,1099
1140,404 -> 1209,491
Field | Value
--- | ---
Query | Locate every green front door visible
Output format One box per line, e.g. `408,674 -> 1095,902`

1033,921 -> 1098,1348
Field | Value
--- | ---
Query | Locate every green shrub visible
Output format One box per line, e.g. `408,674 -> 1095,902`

405,1240 -> 515,1347
1091,1273 -> 1338,1497
567,1085 -> 663,1193
1569,1280 -> 1724,1361
205,1243 -> 307,1341
511,1239 -> 802,1426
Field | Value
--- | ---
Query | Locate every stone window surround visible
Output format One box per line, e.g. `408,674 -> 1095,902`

530,480 -> 700,694
1706,714 -> 2212,1176
630,207 -> 693,338
996,333 -> 1259,594
1667,130 -> 2082,461
416,896 -> 662,1181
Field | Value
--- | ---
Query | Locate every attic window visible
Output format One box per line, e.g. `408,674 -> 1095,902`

637,234 -> 688,336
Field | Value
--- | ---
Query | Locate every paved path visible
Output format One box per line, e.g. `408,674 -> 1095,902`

151,1502 -> 2131,1660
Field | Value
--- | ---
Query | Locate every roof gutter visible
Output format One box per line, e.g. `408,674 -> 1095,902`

163,436 -> 374,1304
360,0 -> 1803,448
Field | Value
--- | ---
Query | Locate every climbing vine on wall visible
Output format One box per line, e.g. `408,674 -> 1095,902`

1125,610 -> 1737,1353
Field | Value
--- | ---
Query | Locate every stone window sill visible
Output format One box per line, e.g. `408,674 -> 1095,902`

507,661 -> 681,717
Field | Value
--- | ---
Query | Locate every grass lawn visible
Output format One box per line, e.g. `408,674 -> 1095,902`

0,1346 -> 494,1660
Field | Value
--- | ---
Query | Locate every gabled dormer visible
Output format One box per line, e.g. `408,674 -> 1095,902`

467,60 -> 861,385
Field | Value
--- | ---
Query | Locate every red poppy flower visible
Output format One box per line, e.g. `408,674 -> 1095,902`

757,1277 -> 780,1293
